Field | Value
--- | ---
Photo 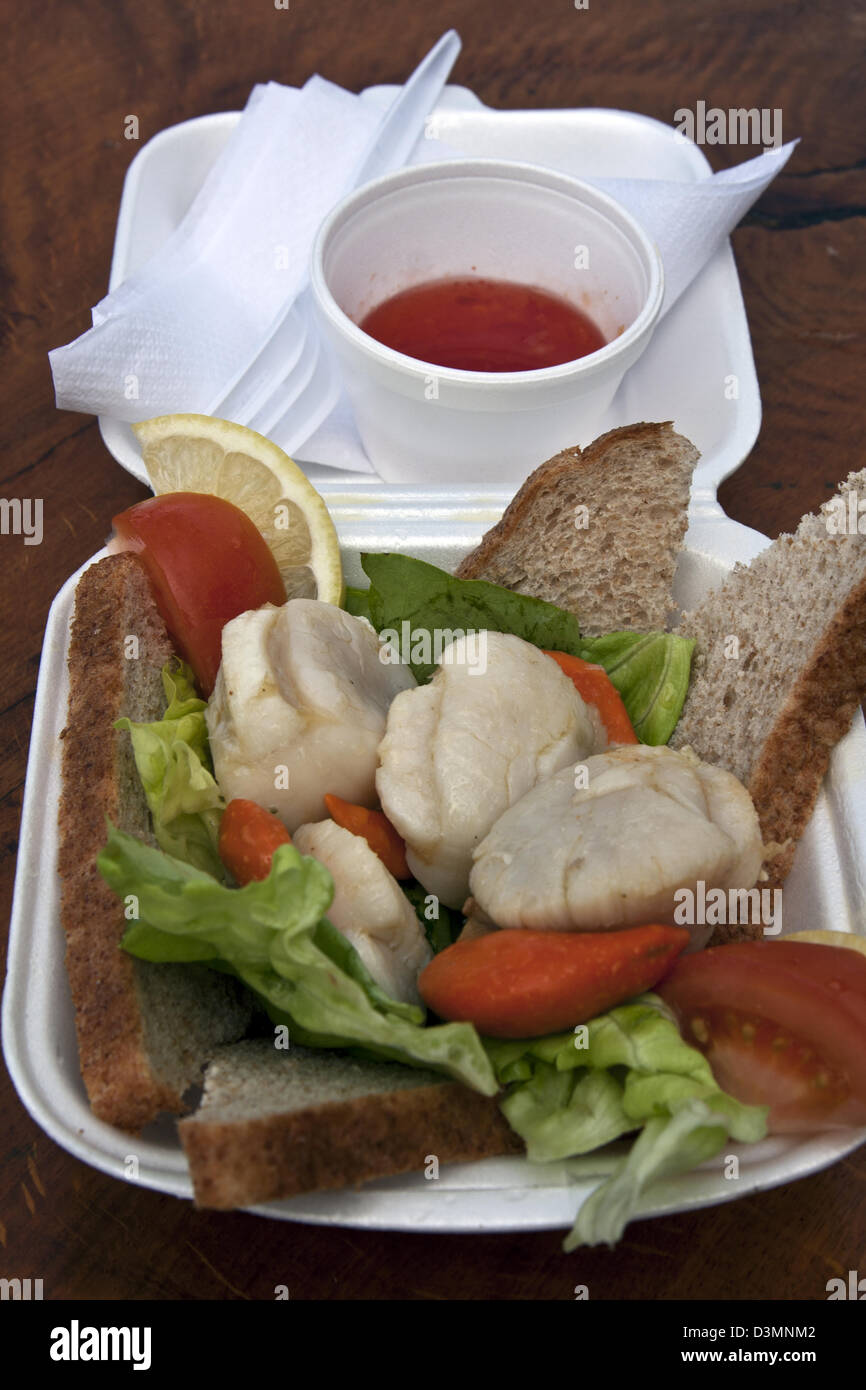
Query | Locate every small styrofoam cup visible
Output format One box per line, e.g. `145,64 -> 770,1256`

310,159 -> 664,485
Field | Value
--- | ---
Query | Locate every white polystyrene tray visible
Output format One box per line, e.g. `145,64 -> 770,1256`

4,502 -> 866,1230
97,86 -> 761,505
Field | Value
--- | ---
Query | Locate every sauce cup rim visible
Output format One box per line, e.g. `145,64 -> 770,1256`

310,157 -> 665,388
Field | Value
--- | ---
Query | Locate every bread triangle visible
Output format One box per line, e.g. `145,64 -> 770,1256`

455,422 -> 698,635
672,469 -> 866,890
179,1039 -> 521,1209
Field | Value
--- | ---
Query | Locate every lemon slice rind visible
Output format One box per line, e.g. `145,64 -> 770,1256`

781,929 -> 866,958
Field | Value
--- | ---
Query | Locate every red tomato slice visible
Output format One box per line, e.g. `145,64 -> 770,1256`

658,942 -> 866,1132
113,493 -> 285,696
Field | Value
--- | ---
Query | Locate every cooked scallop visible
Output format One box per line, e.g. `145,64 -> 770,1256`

470,744 -> 763,942
206,600 -> 414,832
376,631 -> 606,909
293,818 -> 431,1006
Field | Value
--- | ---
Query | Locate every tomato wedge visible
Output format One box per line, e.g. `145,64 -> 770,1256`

418,924 -> 689,1038
542,650 -> 638,744
658,941 -> 866,1131
219,799 -> 291,885
112,492 -> 286,695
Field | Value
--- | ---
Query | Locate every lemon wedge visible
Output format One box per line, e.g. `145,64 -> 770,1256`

782,929 -> 866,958
133,414 -> 344,605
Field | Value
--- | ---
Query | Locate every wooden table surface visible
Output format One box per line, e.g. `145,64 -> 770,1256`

2,0 -> 864,1302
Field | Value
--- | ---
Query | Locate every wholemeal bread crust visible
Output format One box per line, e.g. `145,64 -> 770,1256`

59,553 -> 254,1131
455,440 -> 582,576
180,1080 -> 523,1210
747,568 -> 866,893
59,553 -> 200,1132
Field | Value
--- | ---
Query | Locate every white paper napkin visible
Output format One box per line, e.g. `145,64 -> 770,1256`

595,141 -> 794,312
49,71 -> 795,476
49,77 -> 383,421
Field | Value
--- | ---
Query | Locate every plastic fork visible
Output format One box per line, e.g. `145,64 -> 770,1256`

248,301 -> 323,436
266,336 -> 343,457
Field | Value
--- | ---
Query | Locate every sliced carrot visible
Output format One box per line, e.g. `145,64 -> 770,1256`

323,793 -> 411,880
218,798 -> 291,885
543,650 -> 639,744
418,924 -> 690,1038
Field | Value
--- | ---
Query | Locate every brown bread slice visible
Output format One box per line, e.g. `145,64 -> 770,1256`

58,553 -> 253,1133
671,468 -> 866,901
179,1039 -> 522,1210
455,422 -> 699,636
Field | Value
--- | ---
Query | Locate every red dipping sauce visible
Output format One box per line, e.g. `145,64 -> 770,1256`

358,276 -> 606,373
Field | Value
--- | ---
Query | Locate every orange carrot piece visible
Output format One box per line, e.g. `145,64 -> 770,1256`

218,798 -> 291,885
418,924 -> 690,1038
543,650 -> 639,744
324,793 -> 411,880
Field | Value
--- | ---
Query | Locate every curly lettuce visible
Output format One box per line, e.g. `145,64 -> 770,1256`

115,660 -> 224,876
483,995 -> 767,1249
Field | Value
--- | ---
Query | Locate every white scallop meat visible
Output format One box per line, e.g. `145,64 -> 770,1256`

376,631 -> 606,909
470,743 -> 764,943
293,818 -> 431,1006
206,600 -> 414,832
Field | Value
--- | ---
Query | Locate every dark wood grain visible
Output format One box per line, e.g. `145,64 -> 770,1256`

2,0 -> 865,1302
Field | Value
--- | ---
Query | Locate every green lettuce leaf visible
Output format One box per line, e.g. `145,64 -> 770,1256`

577,631 -> 694,746
98,825 -> 497,1095
501,1066 -> 632,1162
564,1094 -> 767,1251
482,994 -> 767,1247
115,660 -> 224,877
359,552 -> 584,683
121,920 -> 223,964
401,880 -> 462,954
344,586 -> 373,623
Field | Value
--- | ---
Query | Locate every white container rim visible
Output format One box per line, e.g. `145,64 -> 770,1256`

310,157 -> 665,389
